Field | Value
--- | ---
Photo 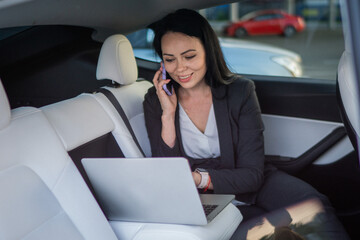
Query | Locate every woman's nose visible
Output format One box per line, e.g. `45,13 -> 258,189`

176,59 -> 187,72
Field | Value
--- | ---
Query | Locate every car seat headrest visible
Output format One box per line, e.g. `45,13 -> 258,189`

0,79 -> 11,130
96,34 -> 138,85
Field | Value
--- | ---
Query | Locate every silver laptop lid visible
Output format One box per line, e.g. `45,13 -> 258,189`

82,157 -> 208,225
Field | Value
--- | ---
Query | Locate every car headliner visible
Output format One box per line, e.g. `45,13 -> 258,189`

0,0 -> 235,37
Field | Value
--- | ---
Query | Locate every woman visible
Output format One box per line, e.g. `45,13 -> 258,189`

143,9 -> 348,239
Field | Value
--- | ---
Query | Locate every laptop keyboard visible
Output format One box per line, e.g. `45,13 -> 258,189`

202,204 -> 218,216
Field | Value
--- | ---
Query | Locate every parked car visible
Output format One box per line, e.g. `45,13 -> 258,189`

0,0 -> 359,239
128,29 -> 303,77
224,9 -> 306,37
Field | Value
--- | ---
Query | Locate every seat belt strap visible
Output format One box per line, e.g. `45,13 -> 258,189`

97,88 -> 146,157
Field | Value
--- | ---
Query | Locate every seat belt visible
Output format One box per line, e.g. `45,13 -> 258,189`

97,88 -> 146,157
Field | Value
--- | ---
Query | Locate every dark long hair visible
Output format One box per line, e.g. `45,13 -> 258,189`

149,9 -> 233,88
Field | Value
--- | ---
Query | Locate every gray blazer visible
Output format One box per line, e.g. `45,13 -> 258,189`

143,76 -> 267,203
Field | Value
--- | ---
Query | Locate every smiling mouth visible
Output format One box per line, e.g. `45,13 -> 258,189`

178,73 -> 193,82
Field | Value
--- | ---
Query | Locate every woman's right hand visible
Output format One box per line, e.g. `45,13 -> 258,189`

153,64 -> 177,148
152,65 -> 177,117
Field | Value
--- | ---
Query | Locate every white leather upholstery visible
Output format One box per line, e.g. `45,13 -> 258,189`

338,0 -> 360,152
92,88 -> 152,157
95,82 -> 153,157
109,203 -> 242,240
262,114 -> 345,158
0,166 -> 84,240
338,51 -> 360,140
95,33 -> 153,156
41,87 -> 152,157
95,34 -> 147,156
96,34 -> 138,85
0,79 -> 10,130
42,94 -> 115,151
0,103 -> 118,239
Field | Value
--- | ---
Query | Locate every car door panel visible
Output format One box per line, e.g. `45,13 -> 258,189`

246,75 -> 354,168
262,114 -> 350,172
263,114 -> 344,159
313,135 -> 353,165
240,73 -> 360,230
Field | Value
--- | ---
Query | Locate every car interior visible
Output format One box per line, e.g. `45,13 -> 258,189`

0,0 -> 360,239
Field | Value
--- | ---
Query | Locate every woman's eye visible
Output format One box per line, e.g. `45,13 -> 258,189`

164,59 -> 174,63
185,55 -> 196,60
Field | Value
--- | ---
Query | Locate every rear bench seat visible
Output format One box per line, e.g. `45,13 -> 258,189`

0,81 -> 118,240
0,34 -> 241,240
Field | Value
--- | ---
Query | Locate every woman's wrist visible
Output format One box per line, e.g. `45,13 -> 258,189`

195,168 -> 210,189
193,171 -> 202,186
161,112 -> 175,122
160,113 -> 176,148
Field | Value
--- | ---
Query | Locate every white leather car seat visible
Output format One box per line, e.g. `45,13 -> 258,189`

0,80 -> 118,240
337,44 -> 360,155
96,34 -> 153,157
337,0 -> 360,157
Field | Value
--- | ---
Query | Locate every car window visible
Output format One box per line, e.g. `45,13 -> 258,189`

128,1 -> 344,81
254,14 -> 272,21
127,29 -> 161,63
273,13 -> 284,19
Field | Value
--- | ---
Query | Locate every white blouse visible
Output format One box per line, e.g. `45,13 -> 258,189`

179,103 -> 220,159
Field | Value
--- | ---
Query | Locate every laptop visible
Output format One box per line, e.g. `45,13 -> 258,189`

81,157 -> 235,225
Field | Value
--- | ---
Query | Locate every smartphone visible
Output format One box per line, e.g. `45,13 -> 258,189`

161,62 -> 173,96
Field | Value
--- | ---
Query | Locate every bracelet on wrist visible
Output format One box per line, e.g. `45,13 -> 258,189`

195,168 -> 209,189
203,175 -> 211,193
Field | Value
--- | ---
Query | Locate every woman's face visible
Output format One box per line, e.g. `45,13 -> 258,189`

161,32 -> 207,90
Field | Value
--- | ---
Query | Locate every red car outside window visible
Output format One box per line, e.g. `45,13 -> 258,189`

225,9 -> 306,38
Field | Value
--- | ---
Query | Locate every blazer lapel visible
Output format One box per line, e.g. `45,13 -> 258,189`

212,85 -> 235,169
